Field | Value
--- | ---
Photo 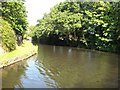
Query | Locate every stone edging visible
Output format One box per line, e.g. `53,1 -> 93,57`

0,52 -> 37,69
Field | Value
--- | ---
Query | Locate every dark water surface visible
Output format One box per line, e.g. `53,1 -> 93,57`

1,44 -> 119,88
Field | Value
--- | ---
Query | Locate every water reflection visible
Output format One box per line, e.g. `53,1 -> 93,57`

37,44 -> 118,88
2,59 -> 28,88
1,44 -> 119,88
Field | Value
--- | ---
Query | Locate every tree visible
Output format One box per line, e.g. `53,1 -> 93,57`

34,1 -> 120,53
1,0 -> 28,45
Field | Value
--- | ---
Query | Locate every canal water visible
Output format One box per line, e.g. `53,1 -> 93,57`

1,44 -> 119,88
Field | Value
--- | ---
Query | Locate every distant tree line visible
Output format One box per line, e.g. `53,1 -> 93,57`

32,1 -> 120,53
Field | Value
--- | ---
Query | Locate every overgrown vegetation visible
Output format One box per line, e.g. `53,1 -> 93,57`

33,1 -> 120,53
0,0 -> 28,53
1,0 -> 28,45
0,17 -> 16,52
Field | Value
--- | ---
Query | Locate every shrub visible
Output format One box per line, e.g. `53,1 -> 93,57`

0,17 -> 16,52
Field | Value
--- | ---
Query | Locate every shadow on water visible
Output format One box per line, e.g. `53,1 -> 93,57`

1,44 -> 119,88
37,44 -> 119,88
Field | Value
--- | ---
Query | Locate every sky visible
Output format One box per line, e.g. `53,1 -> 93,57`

25,0 -> 65,26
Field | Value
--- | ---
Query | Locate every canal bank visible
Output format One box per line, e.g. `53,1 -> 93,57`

1,44 -> 119,88
0,41 -> 38,69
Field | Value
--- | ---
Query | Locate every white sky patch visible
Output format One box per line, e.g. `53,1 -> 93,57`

25,0 -> 65,26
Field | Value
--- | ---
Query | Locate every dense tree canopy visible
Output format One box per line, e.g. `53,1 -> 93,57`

1,0 -> 28,36
33,1 -> 120,53
1,0 -> 28,46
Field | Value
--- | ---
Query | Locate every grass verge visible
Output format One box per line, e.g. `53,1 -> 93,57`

0,41 -> 38,68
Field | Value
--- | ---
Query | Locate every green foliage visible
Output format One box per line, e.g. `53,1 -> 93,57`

0,17 -> 16,52
0,2 -> 2,17
34,1 -> 120,53
27,25 -> 36,37
1,0 -> 28,36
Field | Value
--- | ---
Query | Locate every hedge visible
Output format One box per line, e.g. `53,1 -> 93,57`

0,17 -> 16,52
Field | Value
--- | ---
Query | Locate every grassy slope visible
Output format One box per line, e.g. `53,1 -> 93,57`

0,41 -> 37,65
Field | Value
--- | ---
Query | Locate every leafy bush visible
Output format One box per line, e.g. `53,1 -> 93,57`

0,17 -> 16,52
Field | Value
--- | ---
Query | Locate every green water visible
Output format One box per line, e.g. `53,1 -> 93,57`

1,44 -> 119,88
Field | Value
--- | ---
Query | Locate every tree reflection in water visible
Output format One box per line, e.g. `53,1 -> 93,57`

2,60 -> 28,88
1,45 -> 118,88
36,44 -> 118,88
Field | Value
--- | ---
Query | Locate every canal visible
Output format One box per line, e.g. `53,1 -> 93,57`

1,44 -> 119,88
